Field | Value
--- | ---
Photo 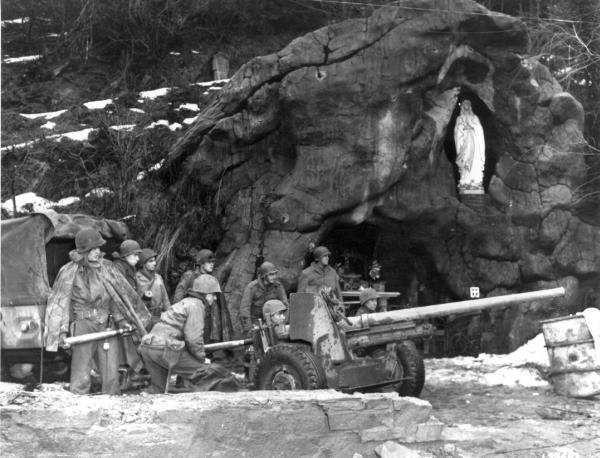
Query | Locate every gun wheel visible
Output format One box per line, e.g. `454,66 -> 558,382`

254,344 -> 326,390
395,340 -> 425,397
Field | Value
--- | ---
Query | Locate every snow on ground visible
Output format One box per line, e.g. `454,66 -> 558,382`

145,120 -> 182,131
2,193 -> 82,215
177,103 -> 200,111
83,99 -> 113,110
3,55 -> 41,64
138,87 -> 172,100
425,333 -> 552,389
20,109 -> 67,120
1,17 -> 29,27
40,121 -> 56,130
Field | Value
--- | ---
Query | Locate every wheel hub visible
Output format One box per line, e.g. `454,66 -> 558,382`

271,368 -> 298,390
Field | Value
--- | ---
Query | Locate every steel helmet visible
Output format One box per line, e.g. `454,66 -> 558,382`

313,246 -> 331,261
359,288 -> 378,305
262,299 -> 287,321
195,249 -> 216,265
258,261 -> 278,278
119,240 -> 142,257
139,248 -> 157,265
192,274 -> 222,294
75,228 -> 106,253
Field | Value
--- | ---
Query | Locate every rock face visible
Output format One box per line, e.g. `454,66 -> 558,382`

164,0 -> 599,350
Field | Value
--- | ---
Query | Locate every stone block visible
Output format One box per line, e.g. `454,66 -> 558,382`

375,441 -> 424,458
327,409 -> 393,431
415,417 -> 444,442
359,424 -> 419,443
392,397 -> 432,427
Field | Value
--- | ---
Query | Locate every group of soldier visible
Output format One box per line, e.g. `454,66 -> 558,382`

44,228 -> 382,395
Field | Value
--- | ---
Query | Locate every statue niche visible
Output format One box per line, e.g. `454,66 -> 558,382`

454,99 -> 486,193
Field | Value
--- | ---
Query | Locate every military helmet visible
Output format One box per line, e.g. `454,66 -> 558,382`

192,274 -> 222,294
139,248 -> 158,265
75,228 -> 106,253
262,299 -> 287,321
359,288 -> 378,306
313,246 -> 331,261
119,240 -> 142,257
195,249 -> 216,265
258,261 -> 278,278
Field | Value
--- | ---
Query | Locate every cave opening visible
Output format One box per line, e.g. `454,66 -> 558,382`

320,220 -> 482,356
444,89 -> 500,192
320,221 -> 452,307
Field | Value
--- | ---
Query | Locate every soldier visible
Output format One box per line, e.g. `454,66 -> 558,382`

172,249 -> 215,303
139,274 -> 239,393
136,248 -> 170,328
240,261 -> 289,334
262,299 -> 287,325
113,239 -> 142,290
43,228 -> 150,394
355,288 -> 379,316
297,246 -> 344,303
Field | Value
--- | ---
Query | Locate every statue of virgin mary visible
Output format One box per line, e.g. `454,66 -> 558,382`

454,100 -> 485,191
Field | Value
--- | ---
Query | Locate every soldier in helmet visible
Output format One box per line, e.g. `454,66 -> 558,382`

297,246 -> 344,304
172,249 -> 216,303
139,274 -> 240,393
136,248 -> 170,328
240,261 -> 289,334
43,228 -> 151,395
113,239 -> 142,290
355,288 -> 380,316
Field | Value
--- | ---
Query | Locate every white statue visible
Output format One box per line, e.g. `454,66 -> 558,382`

454,100 -> 485,191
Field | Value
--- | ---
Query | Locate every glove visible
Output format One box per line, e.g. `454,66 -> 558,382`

118,322 -> 134,333
58,332 -> 70,349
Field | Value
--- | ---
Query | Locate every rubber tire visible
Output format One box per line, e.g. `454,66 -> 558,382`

396,340 -> 425,397
254,344 -> 326,390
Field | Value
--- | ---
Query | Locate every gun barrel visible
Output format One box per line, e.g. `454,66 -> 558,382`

347,287 -> 565,328
204,339 -> 253,352
64,329 -> 126,346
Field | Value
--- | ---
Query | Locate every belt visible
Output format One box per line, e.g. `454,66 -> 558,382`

73,308 -> 108,322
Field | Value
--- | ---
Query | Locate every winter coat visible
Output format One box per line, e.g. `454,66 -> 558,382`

171,271 -> 234,343
113,257 -> 138,291
136,270 -> 171,318
44,251 -> 152,352
141,293 -> 208,361
297,262 -> 343,302
240,278 -> 288,323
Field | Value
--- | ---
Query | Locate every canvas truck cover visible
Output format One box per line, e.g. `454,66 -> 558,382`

1,210 -> 129,349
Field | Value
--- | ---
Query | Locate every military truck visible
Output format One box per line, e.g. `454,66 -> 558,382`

0,210 -> 129,382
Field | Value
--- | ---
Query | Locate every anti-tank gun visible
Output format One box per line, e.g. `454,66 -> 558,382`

244,287 -> 566,396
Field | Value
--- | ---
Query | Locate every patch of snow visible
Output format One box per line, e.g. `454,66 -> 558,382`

208,86 -> 222,92
202,91 -> 209,96
129,108 -> 145,114
1,18 -> 29,27
136,172 -> 147,181
145,120 -> 181,131
480,366 -> 547,388
177,103 -> 200,112
59,128 -> 95,142
169,52 -> 181,56
85,188 -> 113,198
0,140 -> 39,152
1,192 -> 54,215
110,124 -> 136,131
40,121 -> 56,130
56,196 -> 80,207
20,109 -> 67,120
149,160 -> 164,171
46,33 -> 60,38
192,50 -> 200,54
138,87 -> 172,100
183,116 -> 198,125
194,79 -> 229,87
3,55 -> 41,64
83,99 -> 113,110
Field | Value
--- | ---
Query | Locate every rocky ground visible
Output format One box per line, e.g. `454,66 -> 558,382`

1,334 -> 598,458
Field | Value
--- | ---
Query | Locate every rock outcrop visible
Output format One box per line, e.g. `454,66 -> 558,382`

164,0 -> 599,350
